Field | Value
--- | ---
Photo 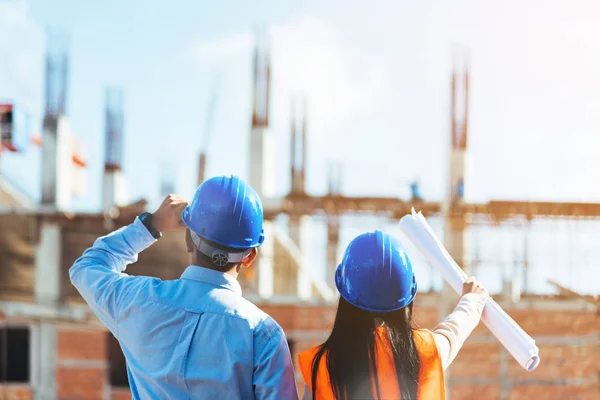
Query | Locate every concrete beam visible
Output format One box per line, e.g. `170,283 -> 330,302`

0,301 -> 90,322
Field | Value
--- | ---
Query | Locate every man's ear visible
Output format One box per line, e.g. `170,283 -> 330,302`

241,248 -> 258,268
184,229 -> 195,254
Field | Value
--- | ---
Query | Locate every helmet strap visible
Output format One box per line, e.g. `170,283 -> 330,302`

190,231 -> 251,267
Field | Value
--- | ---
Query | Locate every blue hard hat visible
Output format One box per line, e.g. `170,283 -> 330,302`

181,175 -> 265,249
335,230 -> 417,312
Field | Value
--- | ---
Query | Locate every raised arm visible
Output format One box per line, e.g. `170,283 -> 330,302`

253,320 -> 299,400
432,277 -> 489,370
69,218 -> 157,334
69,195 -> 188,335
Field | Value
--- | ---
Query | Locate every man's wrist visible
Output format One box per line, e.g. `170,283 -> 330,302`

139,212 -> 162,239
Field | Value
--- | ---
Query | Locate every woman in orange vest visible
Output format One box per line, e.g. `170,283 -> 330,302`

298,230 -> 489,400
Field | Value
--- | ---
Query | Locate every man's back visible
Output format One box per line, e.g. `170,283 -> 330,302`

69,218 -> 298,400
117,266 -> 291,399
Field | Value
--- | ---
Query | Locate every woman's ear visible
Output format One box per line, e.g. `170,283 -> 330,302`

241,248 -> 258,268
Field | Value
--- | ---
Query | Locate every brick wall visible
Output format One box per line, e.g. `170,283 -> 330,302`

56,329 -> 107,400
254,302 -> 599,400
2,303 -> 598,399
0,385 -> 33,400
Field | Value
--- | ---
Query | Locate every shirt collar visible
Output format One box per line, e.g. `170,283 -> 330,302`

180,265 -> 242,295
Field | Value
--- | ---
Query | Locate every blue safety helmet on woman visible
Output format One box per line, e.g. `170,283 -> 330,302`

335,230 -> 417,312
181,175 -> 265,250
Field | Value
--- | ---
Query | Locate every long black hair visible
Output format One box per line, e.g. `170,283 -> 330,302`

311,297 -> 420,400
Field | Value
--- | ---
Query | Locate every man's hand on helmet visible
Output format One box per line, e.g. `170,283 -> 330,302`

153,194 -> 189,232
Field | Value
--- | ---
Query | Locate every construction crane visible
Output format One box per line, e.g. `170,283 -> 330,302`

197,77 -> 220,186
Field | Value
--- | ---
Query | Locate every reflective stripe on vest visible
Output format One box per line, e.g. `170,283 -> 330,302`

298,328 -> 445,400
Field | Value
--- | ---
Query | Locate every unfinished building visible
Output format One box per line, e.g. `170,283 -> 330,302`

0,36 -> 598,400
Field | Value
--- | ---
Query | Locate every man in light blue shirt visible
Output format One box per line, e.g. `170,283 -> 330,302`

70,175 -> 298,399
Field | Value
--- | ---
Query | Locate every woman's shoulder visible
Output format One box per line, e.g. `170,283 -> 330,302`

412,329 -> 442,360
298,345 -> 325,372
298,345 -> 326,387
412,328 -> 435,343
413,328 -> 434,337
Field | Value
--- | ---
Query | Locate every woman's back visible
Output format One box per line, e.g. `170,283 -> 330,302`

298,328 -> 445,400
297,230 -> 488,400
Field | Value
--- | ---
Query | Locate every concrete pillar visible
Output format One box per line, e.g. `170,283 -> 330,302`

442,61 -> 470,400
442,154 -> 470,400
34,322 -> 57,400
249,126 -> 275,199
499,347 -> 510,400
33,222 -> 62,399
289,215 -> 312,300
197,153 -> 207,186
102,87 -> 127,211
41,116 -> 73,210
257,221 -> 274,298
102,168 -> 128,211
444,149 -> 470,276
250,125 -> 275,299
502,278 -> 521,303
35,223 -> 62,306
249,33 -> 275,299
325,214 -> 340,290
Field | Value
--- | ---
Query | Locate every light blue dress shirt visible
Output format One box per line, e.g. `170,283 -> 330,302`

69,218 -> 298,400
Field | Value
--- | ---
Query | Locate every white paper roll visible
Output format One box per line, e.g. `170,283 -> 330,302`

399,209 -> 540,371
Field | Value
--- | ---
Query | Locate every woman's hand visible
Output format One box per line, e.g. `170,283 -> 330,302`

462,277 -> 488,297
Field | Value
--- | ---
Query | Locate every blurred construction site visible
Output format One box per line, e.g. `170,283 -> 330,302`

1,1 -> 599,399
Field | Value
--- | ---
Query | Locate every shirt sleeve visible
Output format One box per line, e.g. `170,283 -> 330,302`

69,217 -> 157,335
432,292 -> 488,370
253,320 -> 299,400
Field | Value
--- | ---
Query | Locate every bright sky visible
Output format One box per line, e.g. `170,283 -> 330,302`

2,0 -> 600,211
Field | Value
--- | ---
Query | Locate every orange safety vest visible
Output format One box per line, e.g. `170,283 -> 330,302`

298,328 -> 445,400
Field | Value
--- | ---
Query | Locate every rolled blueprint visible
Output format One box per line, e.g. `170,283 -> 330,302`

399,209 -> 540,372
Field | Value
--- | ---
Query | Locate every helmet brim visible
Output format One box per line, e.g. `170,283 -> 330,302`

335,272 -> 418,313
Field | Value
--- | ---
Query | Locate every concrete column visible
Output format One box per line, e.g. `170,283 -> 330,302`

41,116 -> 73,211
250,126 -> 275,299
289,215 -> 312,300
34,323 -> 57,400
325,214 -> 340,291
499,347 -> 510,400
442,151 -> 469,400
443,58 -> 469,395
34,223 -> 62,306
197,153 -> 206,186
502,278 -> 521,304
257,221 -> 274,298
33,222 -> 62,399
102,168 -> 128,211
249,126 -> 275,199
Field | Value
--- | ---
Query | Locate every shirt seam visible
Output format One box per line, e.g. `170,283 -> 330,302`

254,319 -> 280,342
130,293 -> 268,326
179,277 -> 241,296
